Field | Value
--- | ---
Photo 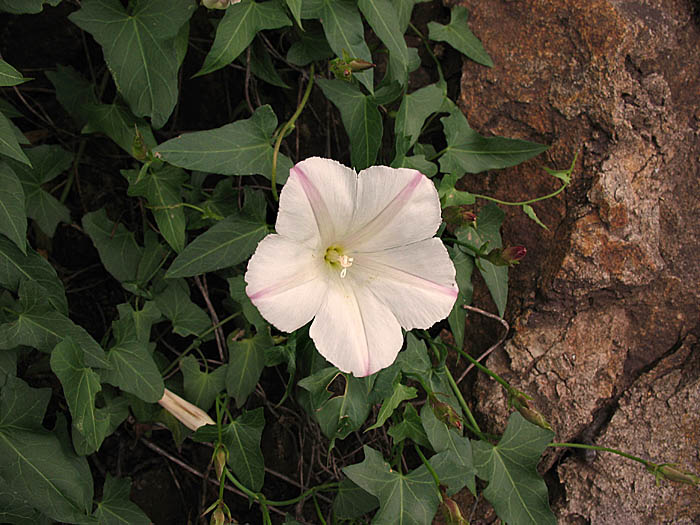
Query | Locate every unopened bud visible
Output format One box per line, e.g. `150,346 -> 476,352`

347,58 -> 375,72
483,246 -> 527,267
211,507 -> 226,525
655,464 -> 700,486
157,388 -> 215,431
131,126 -> 148,161
511,392 -> 552,431
215,448 -> 227,480
429,393 -> 463,431
202,0 -> 240,9
330,54 -> 375,81
441,497 -> 469,524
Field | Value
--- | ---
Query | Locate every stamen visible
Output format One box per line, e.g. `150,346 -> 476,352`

339,255 -> 353,278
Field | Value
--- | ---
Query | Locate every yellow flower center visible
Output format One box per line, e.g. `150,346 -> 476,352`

324,245 -> 354,278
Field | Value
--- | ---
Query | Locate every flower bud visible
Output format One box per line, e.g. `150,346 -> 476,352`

440,497 -> 469,524
656,464 -> 700,486
201,0 -> 240,9
215,448 -> 227,480
483,246 -> 527,267
429,393 -> 463,431
157,388 -> 215,431
211,507 -> 226,525
510,392 -> 552,431
131,126 -> 148,161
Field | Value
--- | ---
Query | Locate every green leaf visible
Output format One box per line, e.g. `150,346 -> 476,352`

192,408 -> 266,491
0,377 -> 94,523
420,403 -> 475,495
50,338 -> 110,452
82,208 -> 143,284
317,78 -> 382,170
155,105 -> 292,182
286,27 -> 334,66
315,374 -> 371,443
319,0 -> 373,91
387,403 -> 430,448
0,280 -> 109,368
358,0 -> 408,74
226,330 -> 271,407
7,145 -> 72,237
155,279 -> 211,337
0,162 -> 26,252
72,392 -> 129,456
228,275 -> 268,332
395,82 -> 445,149
166,214 -> 267,278
457,204 -> 507,316
284,0 -> 303,28
440,109 -> 548,174
447,246 -> 474,350
248,38 -> 290,89
102,339 -> 164,403
395,333 -> 431,377
94,474 -> 151,525
344,446 -> 440,524
428,6 -> 493,67
332,478 -> 379,520
0,111 -> 30,166
180,355 -> 226,411
392,0 -> 428,34
0,0 -> 60,14
522,203 -> 549,230
473,413 -> 556,525
366,383 -> 417,431
69,0 -> 196,128
123,166 -> 186,252
197,0 -> 291,77
0,475 -> 50,525
0,60 -> 29,87
47,66 -> 157,157
438,173 -> 476,208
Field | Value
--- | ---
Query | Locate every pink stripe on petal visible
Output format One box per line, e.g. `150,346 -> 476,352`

292,165 -> 335,243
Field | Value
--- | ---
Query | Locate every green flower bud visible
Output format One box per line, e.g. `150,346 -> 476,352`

429,393 -> 463,431
440,497 -> 469,524
511,392 -> 552,431
655,464 -> 700,486
201,0 -> 239,9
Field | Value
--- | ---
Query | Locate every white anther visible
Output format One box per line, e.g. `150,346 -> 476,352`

338,255 -> 353,278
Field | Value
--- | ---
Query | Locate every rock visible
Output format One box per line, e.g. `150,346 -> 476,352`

454,0 -> 700,521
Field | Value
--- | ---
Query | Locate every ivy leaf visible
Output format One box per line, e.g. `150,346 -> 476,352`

315,374 -> 372,444
165,214 -> 267,278
473,413 -> 556,525
387,403 -> 431,448
123,166 -> 187,252
456,204 -> 508,316
197,0 -> 291,77
7,145 -> 72,237
0,110 -> 30,166
0,162 -> 26,252
428,6 -> 493,67
318,78 -> 382,170
93,474 -> 151,525
344,446 -> 440,524
155,105 -> 292,183
0,280 -> 109,368
226,330 -> 271,408
358,0 -> 408,74
522,203 -> 549,230
421,403 -> 475,495
332,479 -> 379,520
447,246 -> 474,350
319,0 -> 373,92
181,355 -> 227,412
50,338 -> 110,453
438,173 -> 476,208
0,60 -> 29,87
46,66 -> 157,157
69,0 -> 196,128
82,208 -> 143,284
0,377 -> 94,524
366,383 -> 417,431
154,279 -> 211,337
395,82 -> 445,149
440,109 -> 548,174
395,333 -> 431,377
192,408 -> 266,492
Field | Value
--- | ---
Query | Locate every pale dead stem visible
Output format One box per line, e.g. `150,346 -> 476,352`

456,304 -> 510,385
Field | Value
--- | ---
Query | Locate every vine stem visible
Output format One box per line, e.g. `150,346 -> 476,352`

271,64 -> 315,201
549,442 -> 652,467
415,444 -> 443,500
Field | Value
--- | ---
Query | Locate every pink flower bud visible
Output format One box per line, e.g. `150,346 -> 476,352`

429,393 -> 463,431
501,245 -> 527,263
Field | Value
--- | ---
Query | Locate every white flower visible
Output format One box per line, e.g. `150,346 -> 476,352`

158,388 -> 215,431
245,158 -> 458,377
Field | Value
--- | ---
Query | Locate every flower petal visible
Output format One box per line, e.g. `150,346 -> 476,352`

344,166 -> 441,252
245,234 -> 327,332
352,238 -> 458,330
276,157 -> 357,248
309,273 -> 403,377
